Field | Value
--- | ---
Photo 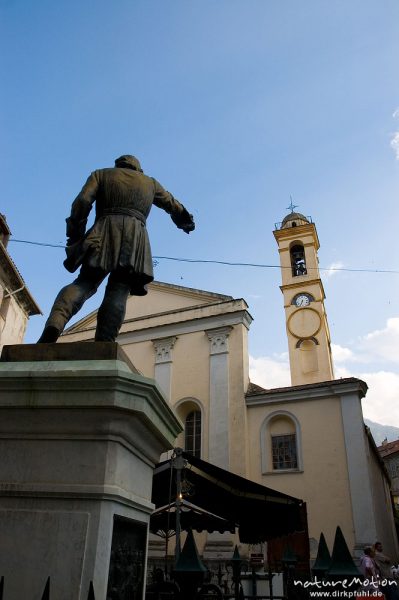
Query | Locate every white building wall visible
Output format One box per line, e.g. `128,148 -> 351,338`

367,439 -> 399,559
0,290 -> 28,349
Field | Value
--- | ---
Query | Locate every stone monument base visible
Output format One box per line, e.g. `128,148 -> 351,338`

0,343 -> 182,600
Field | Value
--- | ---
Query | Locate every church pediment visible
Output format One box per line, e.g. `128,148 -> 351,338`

124,281 -> 233,321
63,280 -> 235,336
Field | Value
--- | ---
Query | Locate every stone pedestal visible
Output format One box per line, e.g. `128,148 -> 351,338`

0,343 -> 182,600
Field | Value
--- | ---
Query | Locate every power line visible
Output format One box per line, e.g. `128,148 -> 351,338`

8,238 -> 399,274
153,255 -> 399,274
10,239 -> 66,249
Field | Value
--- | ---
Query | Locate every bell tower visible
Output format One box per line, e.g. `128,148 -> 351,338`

273,211 -> 334,385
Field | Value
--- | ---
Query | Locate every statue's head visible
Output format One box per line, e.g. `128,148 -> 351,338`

114,155 -> 143,172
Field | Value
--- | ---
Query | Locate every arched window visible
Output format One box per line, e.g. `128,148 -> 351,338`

185,411 -> 201,457
175,398 -> 203,459
290,244 -> 307,277
260,411 -> 302,473
270,415 -> 297,470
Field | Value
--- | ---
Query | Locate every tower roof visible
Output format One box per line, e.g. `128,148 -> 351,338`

281,212 -> 310,229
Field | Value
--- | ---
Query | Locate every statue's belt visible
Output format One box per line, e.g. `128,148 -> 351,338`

100,207 -> 146,224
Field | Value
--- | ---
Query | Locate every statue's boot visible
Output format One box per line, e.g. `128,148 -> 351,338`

37,325 -> 61,343
37,268 -> 106,343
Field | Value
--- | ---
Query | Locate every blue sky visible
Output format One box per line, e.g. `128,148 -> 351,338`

1,1 -> 399,425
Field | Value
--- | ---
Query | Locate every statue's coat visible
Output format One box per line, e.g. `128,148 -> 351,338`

64,166 -> 193,295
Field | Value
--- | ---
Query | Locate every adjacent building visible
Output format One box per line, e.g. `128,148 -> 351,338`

379,438 -> 399,507
0,214 -> 41,348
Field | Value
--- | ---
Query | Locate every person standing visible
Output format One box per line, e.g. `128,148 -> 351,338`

359,546 -> 380,595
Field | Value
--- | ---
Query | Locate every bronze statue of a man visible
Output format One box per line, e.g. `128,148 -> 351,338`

38,155 -> 195,343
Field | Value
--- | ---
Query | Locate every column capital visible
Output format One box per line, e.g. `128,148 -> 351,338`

152,336 -> 177,364
206,326 -> 233,355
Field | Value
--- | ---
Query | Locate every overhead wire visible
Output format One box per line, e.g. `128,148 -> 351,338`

8,237 -> 399,274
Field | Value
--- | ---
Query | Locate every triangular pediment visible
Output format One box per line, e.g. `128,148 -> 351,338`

64,280 -> 233,335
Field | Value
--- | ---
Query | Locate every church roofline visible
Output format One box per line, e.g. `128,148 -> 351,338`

62,280 -> 237,336
0,214 -> 11,237
246,381 -> 269,395
63,296 -> 251,337
246,377 -> 368,404
122,297 -> 249,326
147,280 -> 233,302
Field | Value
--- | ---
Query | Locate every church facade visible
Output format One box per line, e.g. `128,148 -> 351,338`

60,212 -> 398,561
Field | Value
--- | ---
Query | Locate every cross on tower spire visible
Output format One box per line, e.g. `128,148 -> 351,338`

286,196 -> 298,213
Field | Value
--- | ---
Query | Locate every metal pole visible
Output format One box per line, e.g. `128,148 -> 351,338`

164,531 -> 170,575
251,566 -> 257,597
172,448 -> 185,564
269,567 -> 274,600
175,462 -> 182,561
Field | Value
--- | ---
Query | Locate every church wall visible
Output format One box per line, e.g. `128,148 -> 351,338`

120,319 -> 250,473
121,328 -> 211,411
170,330 -> 210,405
170,330 -> 211,460
124,287 -> 210,320
246,396 -> 355,554
119,339 -> 155,378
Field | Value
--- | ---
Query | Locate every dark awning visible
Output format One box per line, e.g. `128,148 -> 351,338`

151,451 -> 307,543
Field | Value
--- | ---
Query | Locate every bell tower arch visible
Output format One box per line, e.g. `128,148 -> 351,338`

273,211 -> 334,385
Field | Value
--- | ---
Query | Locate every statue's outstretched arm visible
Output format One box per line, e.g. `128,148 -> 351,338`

152,178 -> 195,234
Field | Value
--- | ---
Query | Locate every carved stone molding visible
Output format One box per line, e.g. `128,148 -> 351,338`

153,336 -> 177,364
206,326 -> 233,355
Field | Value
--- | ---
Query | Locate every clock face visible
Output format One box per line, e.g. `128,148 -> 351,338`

295,294 -> 310,307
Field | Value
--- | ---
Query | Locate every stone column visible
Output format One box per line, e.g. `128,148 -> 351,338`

206,326 -> 232,470
204,327 -> 234,561
152,336 -> 177,402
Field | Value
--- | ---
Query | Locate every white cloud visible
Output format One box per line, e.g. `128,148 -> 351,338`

391,108 -> 399,160
360,317 -> 399,365
249,354 -> 291,389
391,133 -> 399,160
358,371 -> 399,426
331,343 -> 355,363
334,364 -> 352,378
329,318 -> 399,368
333,319 -> 399,425
323,261 -> 344,279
